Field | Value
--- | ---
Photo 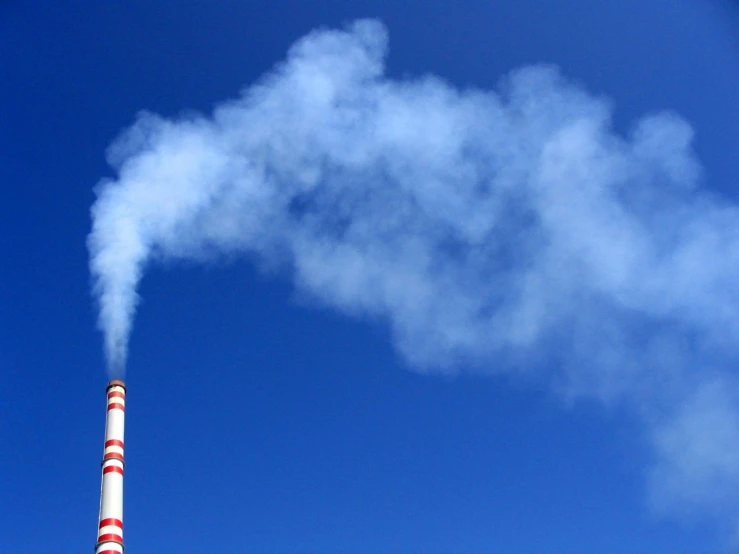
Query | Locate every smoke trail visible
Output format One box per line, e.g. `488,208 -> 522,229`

89,20 -> 739,528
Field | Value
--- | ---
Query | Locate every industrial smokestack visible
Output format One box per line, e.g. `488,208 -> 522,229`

95,380 -> 126,554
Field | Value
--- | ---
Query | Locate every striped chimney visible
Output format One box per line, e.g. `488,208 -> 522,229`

96,380 -> 126,554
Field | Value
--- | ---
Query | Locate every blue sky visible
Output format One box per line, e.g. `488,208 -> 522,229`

3,2 -> 739,553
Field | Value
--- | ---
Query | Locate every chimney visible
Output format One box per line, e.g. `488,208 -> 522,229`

95,379 -> 126,553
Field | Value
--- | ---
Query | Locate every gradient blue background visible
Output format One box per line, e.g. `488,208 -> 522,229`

2,1 -> 739,552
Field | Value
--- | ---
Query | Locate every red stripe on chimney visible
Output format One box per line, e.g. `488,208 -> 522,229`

99,518 -> 123,529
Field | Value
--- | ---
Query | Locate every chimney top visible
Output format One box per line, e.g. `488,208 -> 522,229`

106,379 -> 126,392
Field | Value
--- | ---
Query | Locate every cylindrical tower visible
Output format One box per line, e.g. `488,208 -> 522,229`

95,379 -> 126,554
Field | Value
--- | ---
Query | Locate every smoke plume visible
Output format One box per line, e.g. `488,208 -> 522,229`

89,20 -> 739,527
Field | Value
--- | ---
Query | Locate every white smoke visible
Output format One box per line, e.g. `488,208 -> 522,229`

89,20 -> 739,528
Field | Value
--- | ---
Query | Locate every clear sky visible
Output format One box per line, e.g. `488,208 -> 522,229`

2,1 -> 739,553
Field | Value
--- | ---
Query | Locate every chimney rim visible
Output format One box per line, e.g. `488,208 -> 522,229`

107,379 -> 126,392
